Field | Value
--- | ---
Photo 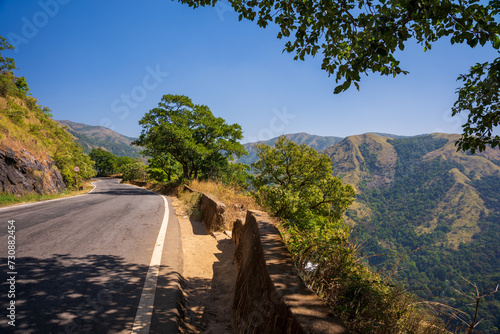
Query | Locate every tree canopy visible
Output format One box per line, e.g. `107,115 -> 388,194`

133,94 -> 247,180
0,36 -> 15,73
252,135 -> 355,230
89,148 -> 117,176
178,0 -> 500,152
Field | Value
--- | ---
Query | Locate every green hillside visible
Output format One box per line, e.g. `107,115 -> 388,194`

57,120 -> 143,158
325,133 -> 500,333
0,73 -> 95,191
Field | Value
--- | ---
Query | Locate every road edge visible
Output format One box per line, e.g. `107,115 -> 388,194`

122,182 -> 185,333
0,180 -> 98,211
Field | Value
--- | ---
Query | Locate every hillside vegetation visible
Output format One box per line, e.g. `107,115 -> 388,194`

0,61 -> 95,192
325,133 -> 500,332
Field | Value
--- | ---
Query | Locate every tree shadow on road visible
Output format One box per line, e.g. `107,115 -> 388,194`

0,254 -> 149,333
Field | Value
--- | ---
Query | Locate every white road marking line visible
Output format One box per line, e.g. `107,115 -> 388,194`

132,195 -> 170,333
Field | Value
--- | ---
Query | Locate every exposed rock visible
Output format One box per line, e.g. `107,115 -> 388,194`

200,193 -> 226,232
0,145 -> 65,196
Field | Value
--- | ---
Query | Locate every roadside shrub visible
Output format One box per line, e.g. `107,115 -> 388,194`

121,160 -> 147,181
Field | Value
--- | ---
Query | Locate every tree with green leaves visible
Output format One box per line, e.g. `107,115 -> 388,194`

147,154 -> 181,183
121,159 -> 147,181
115,156 -> 135,171
0,36 -> 30,98
54,143 -> 96,188
453,59 -> 499,153
133,94 -> 247,180
252,135 -> 355,231
0,36 -> 15,73
89,148 -> 117,176
178,0 -> 499,152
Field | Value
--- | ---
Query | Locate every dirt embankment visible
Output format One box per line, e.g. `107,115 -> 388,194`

171,197 -> 236,333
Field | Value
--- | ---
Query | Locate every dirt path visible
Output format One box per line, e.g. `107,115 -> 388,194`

171,197 -> 236,333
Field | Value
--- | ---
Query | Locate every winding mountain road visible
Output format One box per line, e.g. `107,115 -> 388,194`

0,178 -> 181,333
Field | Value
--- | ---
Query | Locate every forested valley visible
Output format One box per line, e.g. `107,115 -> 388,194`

324,134 -> 500,332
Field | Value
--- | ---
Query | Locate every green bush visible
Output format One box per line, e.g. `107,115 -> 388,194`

122,160 -> 147,181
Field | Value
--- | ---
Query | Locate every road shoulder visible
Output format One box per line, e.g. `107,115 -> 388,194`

150,197 -> 185,334
170,197 -> 235,334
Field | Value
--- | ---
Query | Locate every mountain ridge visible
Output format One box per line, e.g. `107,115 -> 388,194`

239,132 -> 343,166
57,120 -> 142,157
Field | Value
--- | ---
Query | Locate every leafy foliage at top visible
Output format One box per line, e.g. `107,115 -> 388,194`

134,94 -> 247,180
452,58 -> 500,153
0,36 -> 15,73
179,0 -> 500,152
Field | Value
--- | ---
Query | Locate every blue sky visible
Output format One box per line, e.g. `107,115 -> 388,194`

1,0 -> 498,142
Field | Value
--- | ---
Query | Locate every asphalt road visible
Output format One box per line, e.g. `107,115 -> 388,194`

0,178 -> 182,334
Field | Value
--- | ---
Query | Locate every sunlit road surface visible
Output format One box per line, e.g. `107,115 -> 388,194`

0,178 -> 180,333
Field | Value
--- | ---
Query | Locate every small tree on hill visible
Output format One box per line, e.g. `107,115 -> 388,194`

252,135 -> 355,231
0,36 -> 15,73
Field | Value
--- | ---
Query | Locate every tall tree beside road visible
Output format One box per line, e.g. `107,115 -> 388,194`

178,0 -> 500,153
89,148 -> 117,176
134,94 -> 247,180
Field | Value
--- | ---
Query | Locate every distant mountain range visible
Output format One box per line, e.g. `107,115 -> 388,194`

239,132 -> 344,165
238,132 -> 409,166
57,120 -> 142,157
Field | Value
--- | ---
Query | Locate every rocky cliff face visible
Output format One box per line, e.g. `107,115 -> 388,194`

0,145 -> 65,196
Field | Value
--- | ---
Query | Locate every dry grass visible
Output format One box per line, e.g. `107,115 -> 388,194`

183,180 -> 262,229
177,190 -> 203,221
